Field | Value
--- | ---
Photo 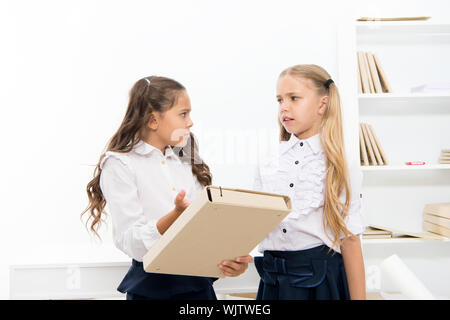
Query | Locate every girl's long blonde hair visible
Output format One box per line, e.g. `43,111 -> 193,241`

279,64 -> 353,249
81,76 -> 212,239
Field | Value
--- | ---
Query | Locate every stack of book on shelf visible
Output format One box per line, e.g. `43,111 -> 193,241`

359,123 -> 388,166
423,203 -> 450,238
357,51 -> 392,94
363,226 -> 392,239
439,149 -> 450,164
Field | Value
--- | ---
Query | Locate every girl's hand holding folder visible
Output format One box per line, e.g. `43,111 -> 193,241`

219,255 -> 254,277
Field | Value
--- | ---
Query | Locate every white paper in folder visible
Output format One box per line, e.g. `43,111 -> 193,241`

380,254 -> 434,300
143,186 -> 292,278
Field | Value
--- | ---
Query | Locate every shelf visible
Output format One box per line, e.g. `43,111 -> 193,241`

358,93 -> 450,115
359,93 -> 450,101
361,165 -> 450,171
356,22 -> 450,35
362,237 -> 450,245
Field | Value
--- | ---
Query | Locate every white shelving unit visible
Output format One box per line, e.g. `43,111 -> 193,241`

338,21 -> 450,298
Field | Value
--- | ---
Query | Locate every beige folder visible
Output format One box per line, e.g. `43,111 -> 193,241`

143,186 -> 292,278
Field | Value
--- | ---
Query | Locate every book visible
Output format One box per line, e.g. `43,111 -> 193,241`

363,234 -> 392,239
368,124 -> 389,165
424,203 -> 450,219
359,124 -> 369,166
367,52 -> 383,93
424,213 -> 450,229
363,226 -> 392,239
373,53 -> 392,93
440,150 -> 450,163
363,52 -> 375,93
369,224 -> 445,240
357,51 -> 391,94
357,16 -> 431,22
365,123 -> 383,165
357,51 -> 370,93
357,65 -> 363,94
361,123 -> 377,165
143,186 -> 292,277
423,221 -> 450,238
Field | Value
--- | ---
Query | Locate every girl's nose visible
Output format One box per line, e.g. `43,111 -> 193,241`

279,101 -> 289,112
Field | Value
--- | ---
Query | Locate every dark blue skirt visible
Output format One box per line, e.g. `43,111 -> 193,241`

118,259 -> 218,300
254,245 -> 350,300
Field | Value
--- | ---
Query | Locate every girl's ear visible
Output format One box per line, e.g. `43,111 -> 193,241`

147,112 -> 159,130
318,96 -> 328,116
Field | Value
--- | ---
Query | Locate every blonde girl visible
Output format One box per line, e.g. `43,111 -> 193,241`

82,76 -> 252,300
253,65 -> 366,300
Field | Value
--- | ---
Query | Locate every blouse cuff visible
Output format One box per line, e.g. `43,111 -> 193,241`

140,219 -> 163,251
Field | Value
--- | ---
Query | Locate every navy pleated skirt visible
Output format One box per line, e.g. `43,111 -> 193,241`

118,259 -> 217,300
254,245 -> 350,300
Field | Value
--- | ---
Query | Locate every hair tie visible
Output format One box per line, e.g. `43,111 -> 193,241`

324,79 -> 334,88
144,77 -> 151,85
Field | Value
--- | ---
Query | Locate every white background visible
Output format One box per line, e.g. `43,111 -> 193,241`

0,0 -> 449,299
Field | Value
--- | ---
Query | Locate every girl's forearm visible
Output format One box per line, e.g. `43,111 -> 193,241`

156,208 -> 182,235
340,235 -> 366,300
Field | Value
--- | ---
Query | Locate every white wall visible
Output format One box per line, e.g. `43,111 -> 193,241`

0,0 -> 448,299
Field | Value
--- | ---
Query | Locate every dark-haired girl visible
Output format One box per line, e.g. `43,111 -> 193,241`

82,76 -> 252,300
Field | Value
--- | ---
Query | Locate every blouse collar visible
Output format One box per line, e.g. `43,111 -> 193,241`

280,133 -> 322,155
133,140 -> 177,159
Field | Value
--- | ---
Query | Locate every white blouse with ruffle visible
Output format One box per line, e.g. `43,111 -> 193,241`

253,133 -> 365,254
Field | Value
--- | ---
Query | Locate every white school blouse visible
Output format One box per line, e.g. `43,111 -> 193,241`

254,133 -> 365,254
99,140 -> 204,262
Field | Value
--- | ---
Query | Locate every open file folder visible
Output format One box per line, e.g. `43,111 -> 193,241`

143,186 -> 292,278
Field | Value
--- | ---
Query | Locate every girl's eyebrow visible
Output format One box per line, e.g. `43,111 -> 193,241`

179,107 -> 191,112
276,92 -> 302,98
